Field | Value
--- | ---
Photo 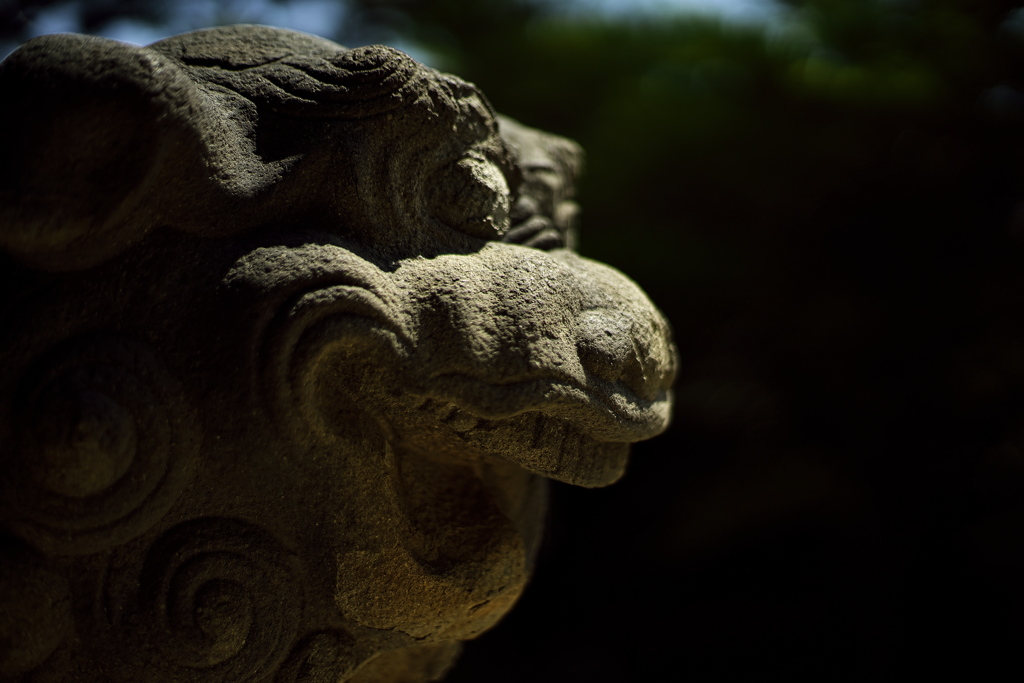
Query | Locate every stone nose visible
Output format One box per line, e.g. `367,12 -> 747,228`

576,308 -> 676,402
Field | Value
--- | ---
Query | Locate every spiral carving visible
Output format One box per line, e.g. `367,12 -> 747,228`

243,243 -> 411,441
3,337 -> 198,555
99,517 -> 304,683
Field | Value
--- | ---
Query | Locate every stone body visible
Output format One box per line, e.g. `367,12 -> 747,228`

0,26 -> 676,682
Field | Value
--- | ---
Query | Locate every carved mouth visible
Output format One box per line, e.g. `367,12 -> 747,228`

405,397 -> 632,487
421,372 -> 672,442
405,373 -> 671,487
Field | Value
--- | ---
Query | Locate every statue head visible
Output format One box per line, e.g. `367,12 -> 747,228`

0,26 -> 675,682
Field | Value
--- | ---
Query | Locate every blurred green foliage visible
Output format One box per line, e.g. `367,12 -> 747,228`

348,0 -> 1024,278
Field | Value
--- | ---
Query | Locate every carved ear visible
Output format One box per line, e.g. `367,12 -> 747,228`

0,34 -> 206,271
498,116 -> 585,250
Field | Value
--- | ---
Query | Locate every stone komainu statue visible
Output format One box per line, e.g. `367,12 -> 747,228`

0,26 -> 675,683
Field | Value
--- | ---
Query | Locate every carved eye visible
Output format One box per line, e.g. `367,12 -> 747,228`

425,153 -> 511,240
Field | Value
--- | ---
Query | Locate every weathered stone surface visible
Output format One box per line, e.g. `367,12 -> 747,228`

0,25 -> 675,682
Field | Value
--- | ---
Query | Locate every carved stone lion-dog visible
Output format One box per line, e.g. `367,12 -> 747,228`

0,25 -> 675,682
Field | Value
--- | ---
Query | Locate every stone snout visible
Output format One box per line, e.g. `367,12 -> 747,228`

387,243 -> 677,488
249,239 -> 677,489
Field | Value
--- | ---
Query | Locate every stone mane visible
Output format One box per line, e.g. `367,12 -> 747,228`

0,25 -> 676,683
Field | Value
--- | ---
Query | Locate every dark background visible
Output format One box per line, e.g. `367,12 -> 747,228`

6,0 -> 1024,678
